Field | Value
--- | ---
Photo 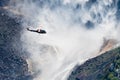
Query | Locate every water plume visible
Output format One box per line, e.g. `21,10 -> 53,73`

8,0 -> 120,80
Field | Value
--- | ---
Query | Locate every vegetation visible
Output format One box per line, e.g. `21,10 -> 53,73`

68,47 -> 120,80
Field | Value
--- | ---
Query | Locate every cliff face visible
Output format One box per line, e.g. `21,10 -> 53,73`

68,47 -> 120,80
0,6 -> 32,80
99,39 -> 117,54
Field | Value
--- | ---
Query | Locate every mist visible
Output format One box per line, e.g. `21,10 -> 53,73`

8,0 -> 120,80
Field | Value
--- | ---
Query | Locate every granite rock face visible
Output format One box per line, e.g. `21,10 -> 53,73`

0,6 -> 32,80
68,47 -> 120,80
0,0 -> 9,7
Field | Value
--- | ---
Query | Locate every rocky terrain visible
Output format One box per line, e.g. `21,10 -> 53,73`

0,4 -> 32,80
68,47 -> 120,80
0,1 -> 120,80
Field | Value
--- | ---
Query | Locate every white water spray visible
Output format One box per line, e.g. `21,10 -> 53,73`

8,0 -> 120,80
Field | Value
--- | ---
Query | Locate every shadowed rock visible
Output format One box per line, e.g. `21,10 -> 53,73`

0,3 -> 32,80
68,47 -> 120,80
